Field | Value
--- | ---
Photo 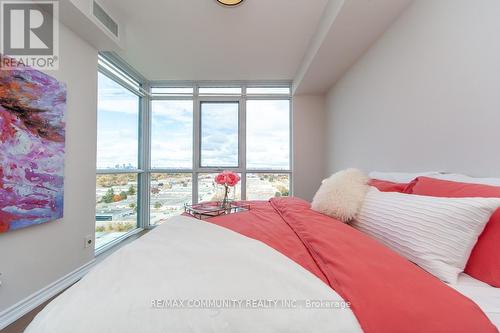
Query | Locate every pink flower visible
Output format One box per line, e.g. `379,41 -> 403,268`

214,173 -> 227,185
214,171 -> 240,187
224,171 -> 240,187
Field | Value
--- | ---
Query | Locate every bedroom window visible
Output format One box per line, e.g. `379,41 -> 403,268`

95,54 -> 145,251
150,84 -> 292,222
97,54 -> 292,237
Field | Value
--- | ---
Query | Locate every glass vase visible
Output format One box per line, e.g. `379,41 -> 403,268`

222,185 -> 231,210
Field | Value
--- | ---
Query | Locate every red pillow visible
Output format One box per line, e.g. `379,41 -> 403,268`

410,176 -> 500,286
369,179 -> 410,193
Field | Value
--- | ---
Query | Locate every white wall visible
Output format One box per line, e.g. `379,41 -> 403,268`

293,95 -> 326,201
0,24 -> 98,312
325,0 -> 500,177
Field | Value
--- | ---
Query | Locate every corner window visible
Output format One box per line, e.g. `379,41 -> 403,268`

96,57 -> 292,240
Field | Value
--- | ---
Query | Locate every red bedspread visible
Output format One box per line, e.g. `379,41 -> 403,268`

207,197 -> 498,333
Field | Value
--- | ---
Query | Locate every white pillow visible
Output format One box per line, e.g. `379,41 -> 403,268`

311,169 -> 369,222
369,171 -> 441,183
352,187 -> 500,283
432,173 -> 500,186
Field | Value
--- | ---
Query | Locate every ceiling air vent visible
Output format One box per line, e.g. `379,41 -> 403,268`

92,1 -> 118,38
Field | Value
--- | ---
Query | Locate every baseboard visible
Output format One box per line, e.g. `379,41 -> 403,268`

0,259 -> 96,330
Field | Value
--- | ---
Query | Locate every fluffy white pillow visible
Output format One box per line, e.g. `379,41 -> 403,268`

352,187 -> 500,283
311,169 -> 369,222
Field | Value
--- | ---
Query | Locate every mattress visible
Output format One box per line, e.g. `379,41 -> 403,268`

451,274 -> 500,328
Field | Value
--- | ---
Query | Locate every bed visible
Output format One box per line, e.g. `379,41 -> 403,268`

25,197 -> 499,333
452,274 -> 500,328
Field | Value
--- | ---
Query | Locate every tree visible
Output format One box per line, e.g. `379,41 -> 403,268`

154,202 -> 163,209
119,191 -> 128,200
102,188 -> 115,204
128,185 -> 136,196
276,185 -> 289,197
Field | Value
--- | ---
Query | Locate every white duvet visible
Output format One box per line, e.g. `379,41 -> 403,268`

451,274 -> 500,328
25,216 -> 363,333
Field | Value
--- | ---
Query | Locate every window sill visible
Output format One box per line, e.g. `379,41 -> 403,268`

94,227 -> 144,257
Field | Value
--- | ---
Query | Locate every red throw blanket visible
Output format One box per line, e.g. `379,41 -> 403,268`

206,197 -> 498,333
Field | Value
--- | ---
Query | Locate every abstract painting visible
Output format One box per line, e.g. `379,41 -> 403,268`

0,57 -> 66,233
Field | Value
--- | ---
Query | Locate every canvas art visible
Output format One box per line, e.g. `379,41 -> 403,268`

0,57 -> 66,233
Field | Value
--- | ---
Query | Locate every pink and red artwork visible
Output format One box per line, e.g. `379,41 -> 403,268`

0,58 -> 66,233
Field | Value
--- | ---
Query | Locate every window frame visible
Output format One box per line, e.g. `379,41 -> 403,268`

96,57 -> 293,240
199,99 -> 241,169
149,83 -> 293,211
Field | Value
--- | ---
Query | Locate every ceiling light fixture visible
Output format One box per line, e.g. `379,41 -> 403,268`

216,0 -> 244,7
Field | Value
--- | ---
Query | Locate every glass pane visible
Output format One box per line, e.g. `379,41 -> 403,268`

95,174 -> 138,249
198,173 -> 241,203
97,72 -> 140,169
151,100 -> 193,169
246,100 -> 290,170
200,102 -> 239,167
246,87 -> 290,95
246,173 -> 290,200
199,87 -> 242,95
150,173 -> 192,226
151,87 -> 193,95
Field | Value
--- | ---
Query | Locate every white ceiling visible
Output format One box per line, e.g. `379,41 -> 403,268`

99,0 -> 329,81
82,0 -> 414,93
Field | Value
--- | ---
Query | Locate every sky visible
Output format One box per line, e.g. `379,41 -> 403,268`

97,72 -> 139,169
151,100 -> 193,168
200,102 -> 239,167
246,100 -> 290,169
97,73 -> 290,170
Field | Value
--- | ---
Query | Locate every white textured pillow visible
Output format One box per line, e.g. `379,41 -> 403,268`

352,187 -> 500,283
311,169 -> 369,222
